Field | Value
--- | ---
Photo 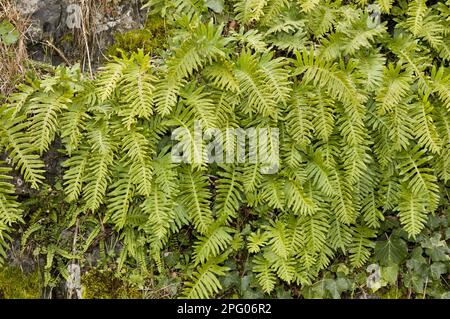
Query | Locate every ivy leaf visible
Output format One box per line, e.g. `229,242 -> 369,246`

325,278 -> 352,299
374,236 -> 408,266
421,233 -> 450,262
380,264 -> 399,285
430,262 -> 447,280
0,20 -> 19,45
406,248 -> 428,273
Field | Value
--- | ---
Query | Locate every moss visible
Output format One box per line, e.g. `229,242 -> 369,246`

0,266 -> 41,299
81,268 -> 141,299
106,17 -> 169,57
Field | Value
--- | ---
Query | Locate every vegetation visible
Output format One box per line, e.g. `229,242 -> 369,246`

0,0 -> 449,298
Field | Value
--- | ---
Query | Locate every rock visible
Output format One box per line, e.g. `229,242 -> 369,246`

14,0 -> 144,66
15,0 -> 41,16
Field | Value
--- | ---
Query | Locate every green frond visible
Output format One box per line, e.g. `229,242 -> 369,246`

376,0 -> 393,13
253,254 -> 277,293
247,230 -> 270,253
180,84 -> 218,129
266,220 -> 290,259
284,86 -> 314,147
375,63 -> 412,115
349,227 -> 376,268
267,251 -> 296,283
183,255 -> 229,298
0,107 -> 45,189
405,0 -> 428,36
300,211 -> 329,258
411,97 -> 442,154
121,129 -> 154,197
142,184 -> 173,241
60,102 -> 90,155
0,163 -> 23,264
7,83 -> 36,117
178,167 -> 213,235
234,0 -> 268,25
62,147 -> 90,202
397,184 -> 429,236
168,21 -> 227,80
260,176 -> 285,210
361,190 -> 384,229
294,49 -> 364,108
241,163 -> 263,194
431,66 -> 450,111
193,226 -> 233,264
284,179 -> 317,216
119,51 -> 157,128
27,93 -> 69,155
231,28 -> 268,52
299,0 -> 320,13
235,50 -> 278,119
214,166 -> 243,223
327,215 -> 353,252
203,62 -> 240,93
330,168 -> 356,225
386,100 -> 414,151
82,128 -> 114,211
305,150 -> 335,196
96,58 -> 127,102
398,146 -> 440,213
154,74 -> 184,116
106,166 -> 135,230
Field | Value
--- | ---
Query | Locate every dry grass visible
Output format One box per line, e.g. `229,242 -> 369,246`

0,0 -> 30,96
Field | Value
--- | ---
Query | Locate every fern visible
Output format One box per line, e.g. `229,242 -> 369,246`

178,167 -> 213,235
0,106 -> 45,189
183,255 -> 229,298
2,0 -> 450,299
0,163 -> 23,264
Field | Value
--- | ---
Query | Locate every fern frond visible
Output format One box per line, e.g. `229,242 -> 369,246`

119,51 -> 157,128
294,49 -> 364,108
96,58 -> 127,102
247,230 -> 270,253
253,254 -> 277,293
183,255 -> 229,298
178,167 -> 213,235
405,0 -> 428,36
411,97 -> 442,154
142,184 -> 173,241
121,129 -> 154,197
106,166 -> 135,230
193,226 -> 233,264
0,107 -> 45,189
234,0 -> 268,25
375,63 -> 412,115
27,93 -> 69,155
397,184 -> 428,236
235,50 -> 278,119
431,66 -> 450,111
214,165 -> 243,223
62,147 -> 90,202
398,146 -> 440,213
349,227 -> 376,268
0,164 -> 23,260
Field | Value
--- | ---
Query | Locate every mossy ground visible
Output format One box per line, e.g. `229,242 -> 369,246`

81,268 -> 141,299
0,266 -> 41,299
106,17 -> 169,57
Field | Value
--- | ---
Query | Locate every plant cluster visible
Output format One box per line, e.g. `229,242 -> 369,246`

0,0 -> 449,298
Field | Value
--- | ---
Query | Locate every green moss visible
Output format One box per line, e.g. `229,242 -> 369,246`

0,266 -> 42,299
81,268 -> 141,299
107,17 -> 169,57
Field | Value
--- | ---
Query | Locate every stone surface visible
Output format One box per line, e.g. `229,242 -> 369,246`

15,0 -> 144,65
